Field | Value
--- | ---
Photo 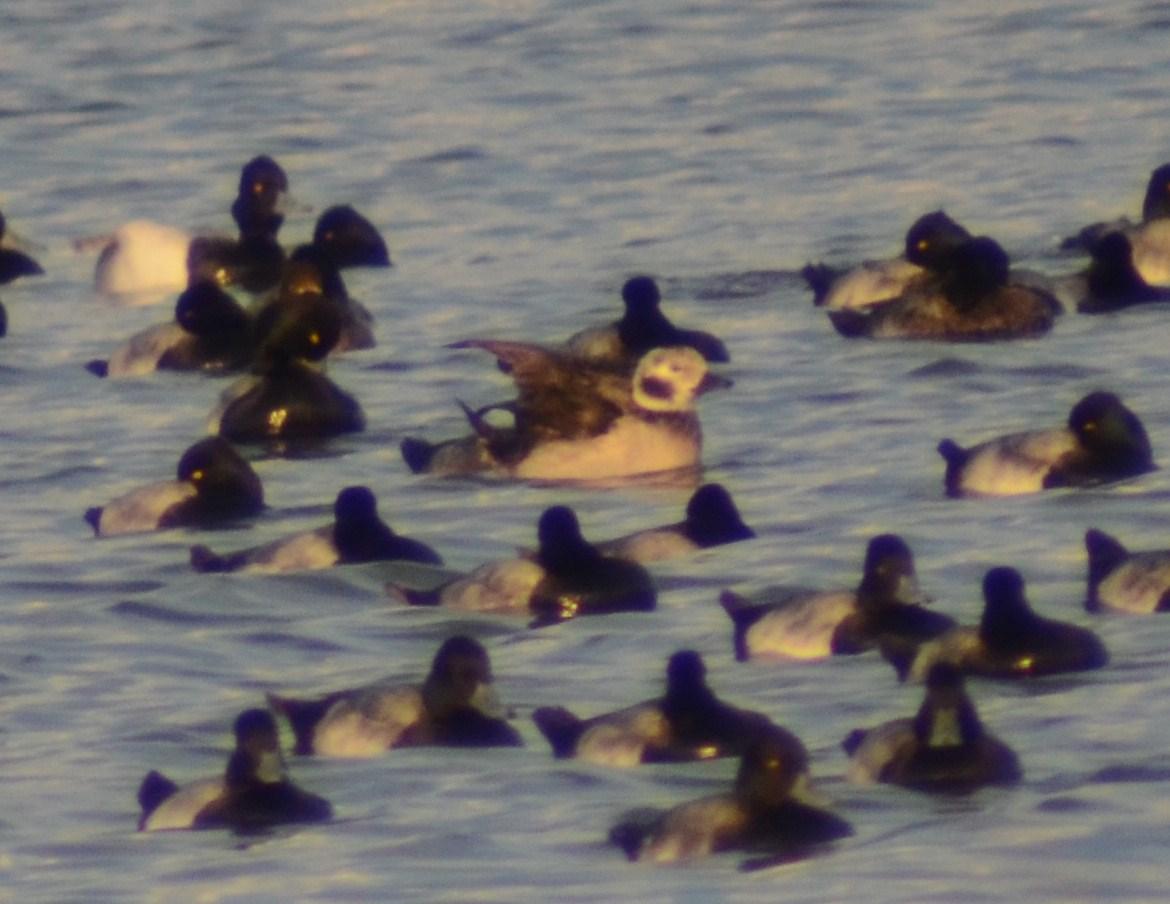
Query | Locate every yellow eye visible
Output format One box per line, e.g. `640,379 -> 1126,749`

215,267 -> 229,284
308,331 -> 320,346
1083,421 -> 1098,432
696,744 -> 719,760
917,238 -> 930,252
253,181 -> 265,195
1015,655 -> 1034,672
190,469 -> 205,482
267,409 -> 288,433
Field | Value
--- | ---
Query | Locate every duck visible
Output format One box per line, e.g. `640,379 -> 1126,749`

720,534 -> 953,662
1076,231 -> 1170,313
1084,528 -> 1170,614
388,505 -> 656,628
608,726 -> 851,865
137,708 -> 331,831
884,566 -> 1108,682
842,663 -> 1021,794
252,242 -> 375,353
266,635 -> 521,757
1060,162 -> 1170,285
207,293 -> 364,444
400,342 -> 729,483
801,209 -> 972,310
189,485 -> 442,574
0,209 -> 45,285
564,275 -> 729,367
85,436 -> 263,537
532,649 -> 779,766
590,483 -> 755,564
826,235 -> 1061,341
86,279 -> 254,378
937,390 -> 1155,498
87,155 -> 290,298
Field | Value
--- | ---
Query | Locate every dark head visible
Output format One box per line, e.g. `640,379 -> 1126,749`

255,266 -> 346,364
978,566 -> 1037,648
913,663 -> 982,748
423,635 -> 498,719
903,210 -> 973,269
939,236 -> 1010,310
684,483 -> 754,547
621,276 -> 662,315
1085,232 -> 1153,302
1067,391 -> 1154,476
230,708 -> 285,785
536,505 -> 593,571
231,155 -> 289,237
334,485 -> 379,524
312,205 -> 391,268
858,534 -> 922,608
733,728 -> 808,810
664,649 -> 708,696
176,437 -> 264,513
174,280 -> 251,339
287,244 -> 349,302
1141,162 -> 1170,221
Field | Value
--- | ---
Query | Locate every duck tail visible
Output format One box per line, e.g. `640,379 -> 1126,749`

531,706 -> 585,758
1084,529 -> 1128,611
189,545 -> 234,573
936,439 -> 968,498
266,692 -> 332,756
878,636 -> 918,682
608,819 -> 649,862
83,507 -> 103,536
800,263 -> 838,306
137,770 -> 178,821
840,728 -> 868,757
400,437 -> 436,474
385,582 -> 441,607
719,590 -> 761,663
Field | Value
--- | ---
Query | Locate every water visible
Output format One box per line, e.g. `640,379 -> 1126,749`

3,0 -> 1170,899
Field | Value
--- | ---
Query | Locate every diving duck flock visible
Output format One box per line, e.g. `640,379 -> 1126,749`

7,154 -> 1170,867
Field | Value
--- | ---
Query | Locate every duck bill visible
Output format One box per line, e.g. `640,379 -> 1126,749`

468,682 -> 507,719
696,371 -> 733,395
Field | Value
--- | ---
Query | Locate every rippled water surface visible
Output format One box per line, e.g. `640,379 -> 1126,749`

5,1 -> 1170,900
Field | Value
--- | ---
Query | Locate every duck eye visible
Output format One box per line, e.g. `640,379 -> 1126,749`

917,238 -> 930,252
1083,420 -> 1098,433
190,468 -> 205,482
252,181 -> 265,195
309,331 -> 321,346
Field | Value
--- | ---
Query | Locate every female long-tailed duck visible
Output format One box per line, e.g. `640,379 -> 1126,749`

401,341 -> 729,483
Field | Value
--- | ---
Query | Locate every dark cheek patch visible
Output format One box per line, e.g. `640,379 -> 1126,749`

640,376 -> 675,401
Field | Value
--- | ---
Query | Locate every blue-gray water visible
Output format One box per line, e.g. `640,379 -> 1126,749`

4,1 -> 1170,900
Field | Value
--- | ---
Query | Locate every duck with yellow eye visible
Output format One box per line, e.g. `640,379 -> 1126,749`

250,225 -> 385,354
533,649 -> 782,767
608,725 -> 851,866
825,234 -> 1062,341
209,281 -> 365,445
882,566 -> 1108,683
938,390 -> 1155,498
388,505 -> 656,629
86,278 -> 255,378
84,155 -> 290,300
802,209 -> 978,310
84,436 -> 263,537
